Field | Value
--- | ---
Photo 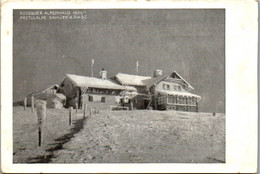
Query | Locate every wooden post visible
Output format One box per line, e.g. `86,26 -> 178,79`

69,107 -> 73,125
31,96 -> 34,113
75,103 -> 78,113
130,101 -> 134,110
36,100 -> 47,147
24,97 -> 27,111
154,95 -> 157,110
83,103 -> 87,118
81,95 -> 84,110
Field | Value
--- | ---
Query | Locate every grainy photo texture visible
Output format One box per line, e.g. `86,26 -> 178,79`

13,9 -> 225,163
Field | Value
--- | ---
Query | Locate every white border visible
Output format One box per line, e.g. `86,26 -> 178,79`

1,0 -> 258,173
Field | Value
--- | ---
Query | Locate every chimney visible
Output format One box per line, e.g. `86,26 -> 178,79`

99,68 -> 107,80
153,69 -> 163,77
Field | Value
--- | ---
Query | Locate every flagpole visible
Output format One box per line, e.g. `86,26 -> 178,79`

136,61 -> 139,75
91,59 -> 94,77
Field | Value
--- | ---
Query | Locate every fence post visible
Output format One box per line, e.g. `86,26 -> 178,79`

24,97 -> 27,111
75,103 -> 78,113
80,95 -> 84,109
36,100 -> 47,147
69,107 -> 73,125
83,103 -> 87,118
31,96 -> 34,113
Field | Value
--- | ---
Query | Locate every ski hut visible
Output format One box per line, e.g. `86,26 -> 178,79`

113,70 -> 201,112
57,74 -> 137,109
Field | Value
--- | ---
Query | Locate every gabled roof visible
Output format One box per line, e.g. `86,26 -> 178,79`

143,71 -> 194,90
115,73 -> 151,86
65,74 -> 136,91
142,73 -> 171,87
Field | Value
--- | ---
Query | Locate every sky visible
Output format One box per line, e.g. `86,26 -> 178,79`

13,9 -> 225,113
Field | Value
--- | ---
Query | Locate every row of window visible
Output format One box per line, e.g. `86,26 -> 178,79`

88,95 -> 106,102
158,96 -> 167,105
168,95 -> 198,105
163,83 -> 182,91
92,89 -> 115,95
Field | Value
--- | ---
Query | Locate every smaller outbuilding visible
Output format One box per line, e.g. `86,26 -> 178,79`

26,84 -> 66,109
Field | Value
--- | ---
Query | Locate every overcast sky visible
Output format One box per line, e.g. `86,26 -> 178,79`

13,9 -> 225,113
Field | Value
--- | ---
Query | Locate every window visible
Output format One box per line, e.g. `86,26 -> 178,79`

168,95 -> 174,104
188,97 -> 191,105
176,96 -> 179,104
101,96 -> 106,103
192,97 -> 196,105
158,96 -> 167,105
88,95 -> 93,102
179,96 -> 183,104
163,83 -> 170,90
173,84 -> 182,91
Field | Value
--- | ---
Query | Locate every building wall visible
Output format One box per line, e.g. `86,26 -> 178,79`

81,93 -> 121,110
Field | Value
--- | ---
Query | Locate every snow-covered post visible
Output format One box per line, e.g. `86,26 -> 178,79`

83,103 -> 87,118
69,107 -> 73,125
75,103 -> 78,113
36,100 -> 47,147
31,96 -> 34,113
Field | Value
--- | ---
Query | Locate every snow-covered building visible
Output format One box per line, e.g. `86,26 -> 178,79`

58,69 -> 201,112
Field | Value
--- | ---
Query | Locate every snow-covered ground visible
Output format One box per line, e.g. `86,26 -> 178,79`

13,107 -> 225,163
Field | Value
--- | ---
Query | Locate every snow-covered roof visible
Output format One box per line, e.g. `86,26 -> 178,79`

143,71 -> 194,90
115,73 -> 151,86
157,89 -> 201,101
172,71 -> 194,90
65,74 -> 136,91
115,72 -> 194,90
